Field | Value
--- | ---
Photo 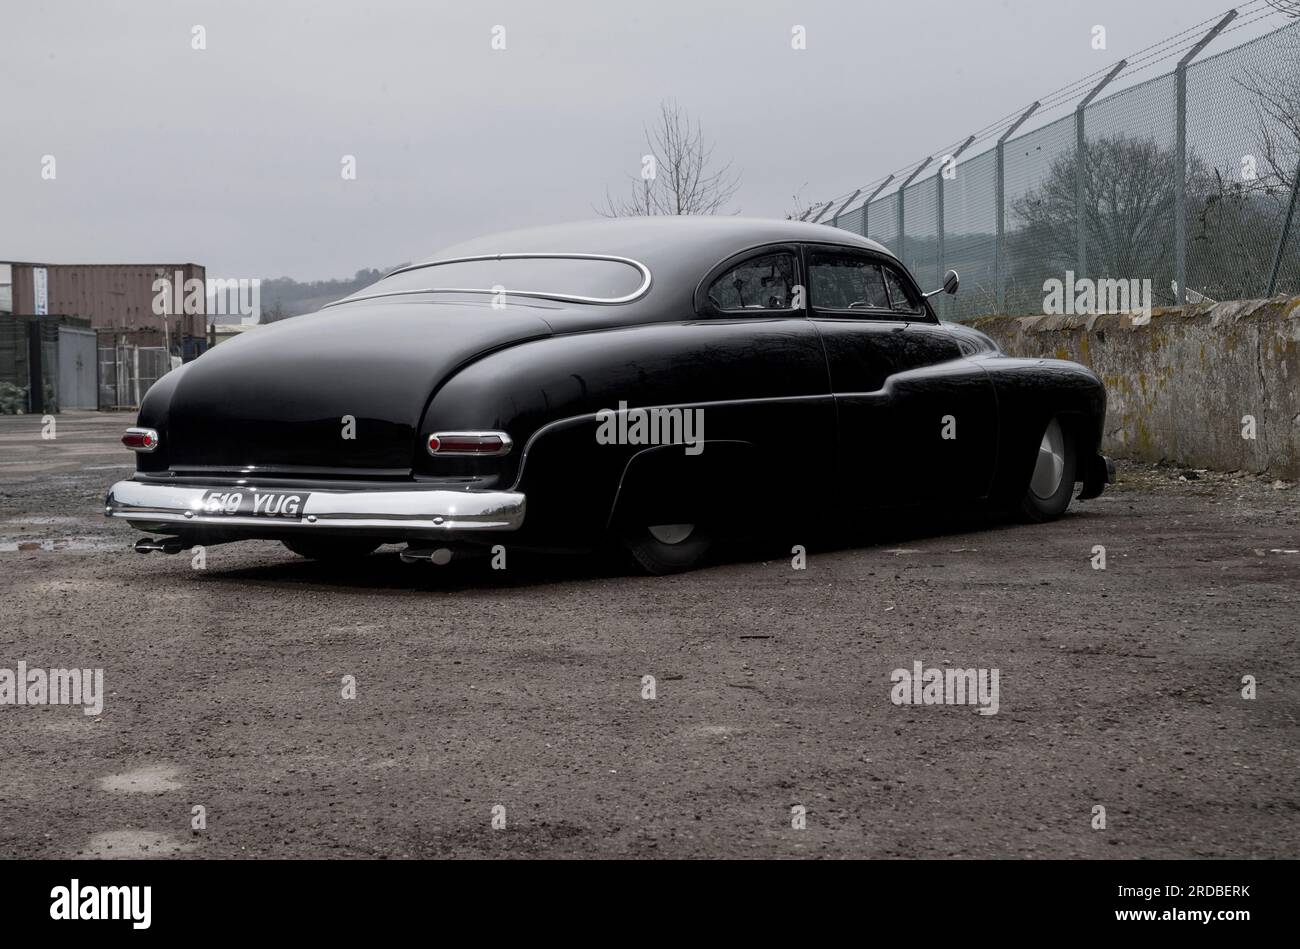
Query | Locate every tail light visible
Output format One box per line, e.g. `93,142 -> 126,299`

122,427 -> 159,452
427,431 -> 512,456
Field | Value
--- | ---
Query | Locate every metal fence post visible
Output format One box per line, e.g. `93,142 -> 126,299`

1075,115 -> 1086,279
26,321 -> 44,414
1267,156 -> 1300,297
995,102 -> 1039,313
1174,69 -> 1187,303
935,180 -> 943,318
831,189 -> 861,231
861,175 -> 894,240
1175,11 -> 1237,305
1076,61 -> 1127,283
935,136 -> 974,319
896,158 -> 932,268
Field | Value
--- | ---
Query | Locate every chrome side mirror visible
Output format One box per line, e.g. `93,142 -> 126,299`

925,269 -> 960,298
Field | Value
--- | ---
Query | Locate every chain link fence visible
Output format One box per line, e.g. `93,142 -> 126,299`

818,11 -> 1300,320
98,344 -> 170,410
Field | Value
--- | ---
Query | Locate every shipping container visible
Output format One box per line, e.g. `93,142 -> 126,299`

3,262 -> 206,339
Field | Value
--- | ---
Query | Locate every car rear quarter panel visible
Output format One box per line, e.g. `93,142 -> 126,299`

420,318 -> 835,545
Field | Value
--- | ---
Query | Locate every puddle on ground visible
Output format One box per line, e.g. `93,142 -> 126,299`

81,830 -> 193,858
324,624 -> 386,635
1,516 -> 90,525
44,719 -> 102,739
100,765 -> 183,794
25,577 -> 123,597
0,535 -> 123,552
691,725 -> 737,738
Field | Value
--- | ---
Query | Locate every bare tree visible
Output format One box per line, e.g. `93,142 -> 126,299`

784,181 -> 811,220
1235,30 -> 1300,195
599,100 -> 741,216
1010,135 -> 1183,281
260,299 -> 290,323
1187,35 -> 1300,296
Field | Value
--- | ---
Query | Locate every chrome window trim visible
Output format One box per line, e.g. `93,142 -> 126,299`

324,253 -> 652,308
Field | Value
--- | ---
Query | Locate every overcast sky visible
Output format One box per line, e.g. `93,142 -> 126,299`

0,0 -> 1287,281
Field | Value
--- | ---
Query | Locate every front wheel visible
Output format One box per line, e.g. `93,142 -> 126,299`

1017,417 -> 1076,522
620,523 -> 712,575
282,537 -> 381,561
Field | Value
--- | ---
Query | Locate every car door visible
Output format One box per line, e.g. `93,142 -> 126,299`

803,244 -> 997,503
688,244 -> 837,516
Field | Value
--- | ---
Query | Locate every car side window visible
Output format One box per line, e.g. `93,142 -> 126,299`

706,252 -> 798,312
809,251 -> 890,312
883,265 -> 925,316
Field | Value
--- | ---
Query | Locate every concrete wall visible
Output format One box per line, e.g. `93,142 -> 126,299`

971,296 -> 1300,479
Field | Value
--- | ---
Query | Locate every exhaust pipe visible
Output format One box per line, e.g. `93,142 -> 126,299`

399,546 -> 455,565
134,537 -> 188,555
400,543 -> 494,565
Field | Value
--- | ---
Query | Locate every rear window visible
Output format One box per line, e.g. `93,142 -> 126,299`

356,255 -> 649,304
706,252 -> 799,312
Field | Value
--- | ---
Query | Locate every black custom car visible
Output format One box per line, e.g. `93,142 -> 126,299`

106,217 -> 1113,574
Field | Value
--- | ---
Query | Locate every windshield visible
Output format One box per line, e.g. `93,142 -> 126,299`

345,254 -> 650,306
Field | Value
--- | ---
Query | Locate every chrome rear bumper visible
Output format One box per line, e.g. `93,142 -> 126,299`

104,479 -> 526,534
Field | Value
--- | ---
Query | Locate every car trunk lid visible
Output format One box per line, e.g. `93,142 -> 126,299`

164,300 -> 553,476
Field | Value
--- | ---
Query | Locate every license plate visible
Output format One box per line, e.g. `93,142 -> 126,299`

200,489 -> 311,519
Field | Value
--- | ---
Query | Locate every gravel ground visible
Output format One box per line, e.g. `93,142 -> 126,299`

1,411 -> 1297,859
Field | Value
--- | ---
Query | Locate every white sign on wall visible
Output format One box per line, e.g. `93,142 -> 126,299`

33,267 -> 48,315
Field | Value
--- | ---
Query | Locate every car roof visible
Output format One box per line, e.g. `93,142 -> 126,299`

414,216 -> 897,277
336,217 -> 906,323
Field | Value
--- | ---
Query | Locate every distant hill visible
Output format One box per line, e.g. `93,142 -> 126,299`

257,266 -> 408,322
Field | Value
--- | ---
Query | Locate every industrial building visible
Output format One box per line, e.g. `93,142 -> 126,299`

0,261 -> 208,413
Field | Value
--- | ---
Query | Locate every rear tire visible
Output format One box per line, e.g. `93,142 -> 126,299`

621,523 -> 711,575
1017,417 -> 1076,522
282,538 -> 381,561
